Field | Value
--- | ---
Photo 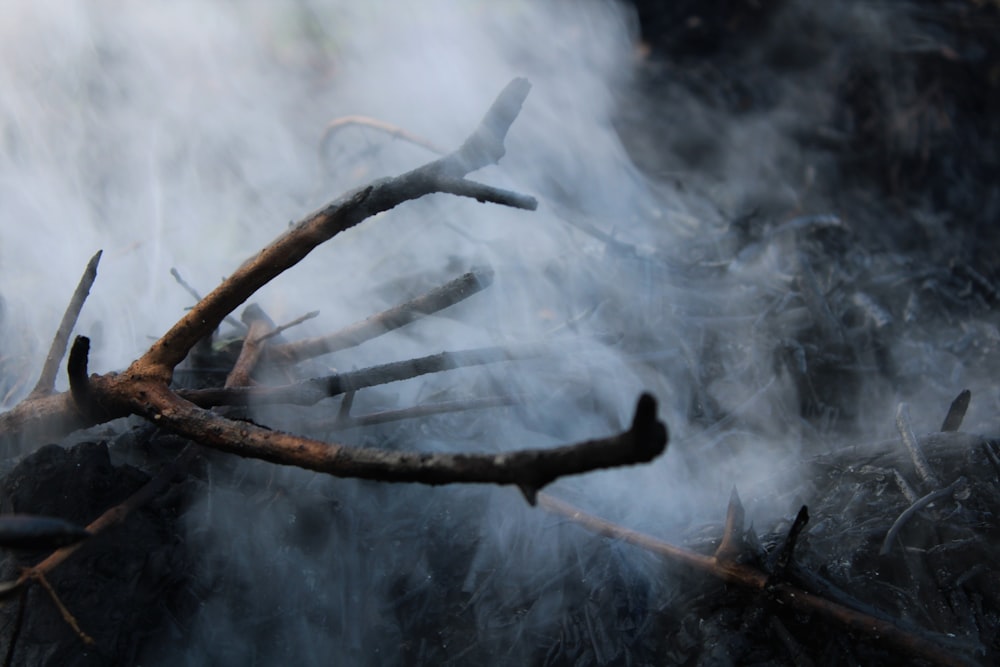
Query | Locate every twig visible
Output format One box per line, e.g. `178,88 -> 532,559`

170,267 -> 246,333
538,494 -> 977,667
327,394 -> 518,430
879,477 -> 966,556
268,267 -> 494,364
254,310 -> 319,344
320,115 -> 447,161
28,250 -> 102,399
124,388 -> 666,502
225,304 -> 275,388
181,342 -> 549,409
30,571 -> 94,646
896,402 -> 942,488
940,389 -> 971,432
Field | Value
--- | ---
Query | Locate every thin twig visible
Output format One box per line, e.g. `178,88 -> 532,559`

254,310 -> 319,344
896,402 -> 942,488
879,477 -> 966,556
181,342 -> 549,409
129,388 -> 666,501
28,250 -> 102,399
225,304 -> 275,388
171,267 -> 246,333
139,78 -> 535,379
940,389 -> 971,432
30,571 -> 94,646
268,267 -> 494,365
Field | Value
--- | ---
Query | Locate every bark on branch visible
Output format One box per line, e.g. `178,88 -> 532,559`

136,77 -> 535,382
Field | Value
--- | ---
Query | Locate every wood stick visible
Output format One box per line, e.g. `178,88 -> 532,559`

120,385 -> 666,499
267,267 -> 494,365
940,389 -> 971,432
225,304 -> 275,388
28,250 -> 102,399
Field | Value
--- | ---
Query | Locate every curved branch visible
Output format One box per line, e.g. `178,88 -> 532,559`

131,386 -> 666,499
267,267 -> 494,365
29,250 -> 102,399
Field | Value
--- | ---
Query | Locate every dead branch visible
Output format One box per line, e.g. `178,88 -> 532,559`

896,402 -> 942,488
225,304 -> 276,388
267,267 -> 494,365
941,389 -> 971,432
538,494 -> 978,667
134,77 -> 535,384
0,444 -> 197,601
328,394 -> 519,431
320,114 -> 447,161
879,476 -> 967,556
182,342 -> 547,409
28,250 -> 102,399
254,310 -> 319,344
170,267 -> 246,333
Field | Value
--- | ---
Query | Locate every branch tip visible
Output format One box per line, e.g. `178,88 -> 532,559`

630,393 -> 668,458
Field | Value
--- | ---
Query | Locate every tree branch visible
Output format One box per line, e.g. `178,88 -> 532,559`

136,78 -> 535,380
122,387 -> 666,502
267,267 -> 494,365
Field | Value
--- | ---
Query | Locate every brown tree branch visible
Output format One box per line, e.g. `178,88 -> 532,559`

28,250 -> 102,399
225,304 -> 275,388
267,267 -> 494,365
0,79 -> 536,451
179,342 -> 548,409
